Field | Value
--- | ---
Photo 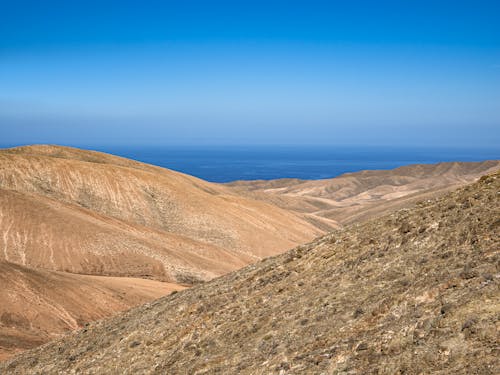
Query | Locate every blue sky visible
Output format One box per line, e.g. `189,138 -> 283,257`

1,0 -> 499,147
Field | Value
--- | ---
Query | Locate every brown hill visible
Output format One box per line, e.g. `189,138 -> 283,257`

228,160 -> 500,229
0,188 -> 254,283
0,145 -> 321,361
0,145 -> 321,282
3,172 -> 498,374
0,261 -> 183,361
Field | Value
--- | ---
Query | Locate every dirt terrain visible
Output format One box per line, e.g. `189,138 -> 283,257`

0,261 -> 183,361
0,145 -> 497,364
2,171 -> 498,374
228,160 -> 500,229
0,145 -> 322,360
0,145 -> 321,282
0,188 -> 255,283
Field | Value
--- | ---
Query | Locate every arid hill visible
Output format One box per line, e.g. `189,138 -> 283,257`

0,145 -> 321,360
228,160 -> 500,230
0,261 -> 183,361
0,145 -> 497,364
0,145 -> 321,282
3,172 -> 498,374
0,188 -> 255,283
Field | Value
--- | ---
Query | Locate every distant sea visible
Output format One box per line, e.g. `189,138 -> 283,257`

89,145 -> 499,183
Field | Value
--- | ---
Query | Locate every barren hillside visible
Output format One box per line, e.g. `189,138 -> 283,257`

228,160 -> 500,229
0,261 -> 183,361
0,188 -> 254,283
4,172 -> 498,374
0,145 -> 321,281
0,145 -> 321,361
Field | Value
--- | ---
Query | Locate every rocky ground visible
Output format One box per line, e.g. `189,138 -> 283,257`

2,171 -> 498,374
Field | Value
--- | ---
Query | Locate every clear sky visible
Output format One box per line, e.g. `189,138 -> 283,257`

1,0 -> 499,147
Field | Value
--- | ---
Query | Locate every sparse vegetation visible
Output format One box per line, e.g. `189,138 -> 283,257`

2,171 -> 498,374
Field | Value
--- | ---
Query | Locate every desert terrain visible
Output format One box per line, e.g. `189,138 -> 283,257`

0,145 -> 321,360
2,169 -> 498,374
0,261 -> 183,361
0,144 -> 498,362
228,160 -> 500,229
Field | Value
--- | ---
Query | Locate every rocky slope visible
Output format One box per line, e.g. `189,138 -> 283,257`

3,171 -> 498,374
228,160 -> 500,229
0,261 -> 183,361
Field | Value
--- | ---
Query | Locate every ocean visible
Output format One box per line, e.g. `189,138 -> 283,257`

92,145 -> 500,183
